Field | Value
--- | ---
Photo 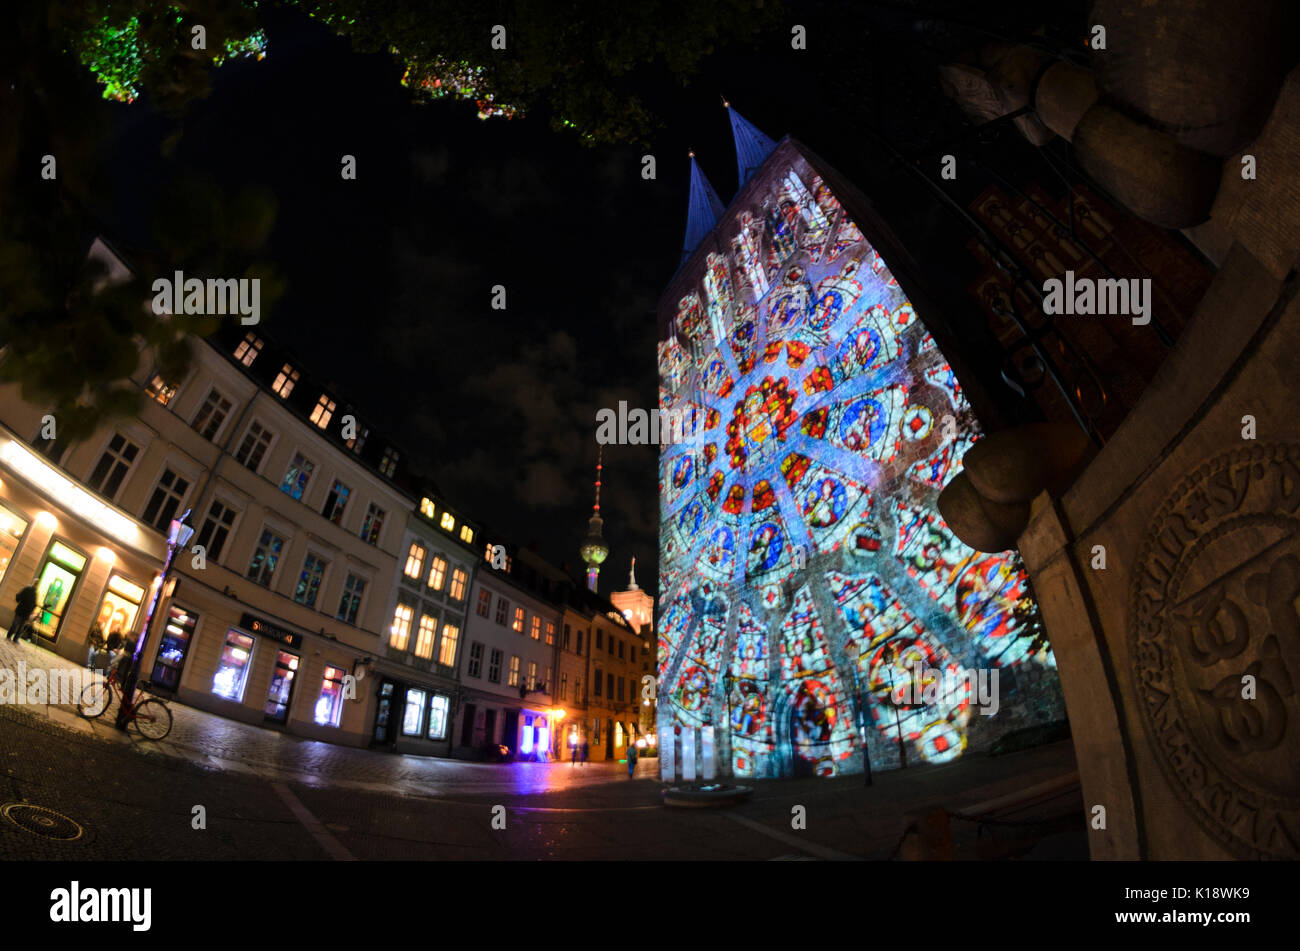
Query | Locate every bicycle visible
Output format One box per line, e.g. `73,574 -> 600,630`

78,665 -> 173,740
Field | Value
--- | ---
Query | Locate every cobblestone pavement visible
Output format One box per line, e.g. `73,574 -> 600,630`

0,637 -> 1087,860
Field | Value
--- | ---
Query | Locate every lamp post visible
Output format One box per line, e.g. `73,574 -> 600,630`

116,511 -> 194,730
846,643 -> 873,787
722,668 -> 734,778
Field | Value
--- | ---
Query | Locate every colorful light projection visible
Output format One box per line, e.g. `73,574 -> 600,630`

658,151 -> 1062,778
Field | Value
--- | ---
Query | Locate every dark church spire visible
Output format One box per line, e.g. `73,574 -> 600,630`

682,151 -> 726,263
724,100 -> 777,191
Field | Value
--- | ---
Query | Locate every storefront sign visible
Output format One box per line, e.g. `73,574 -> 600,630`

240,613 -> 303,648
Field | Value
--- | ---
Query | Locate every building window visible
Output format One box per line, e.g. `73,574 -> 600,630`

360,503 -> 385,546
523,660 -> 535,691
596,629 -> 603,651
563,624 -> 571,650
272,363 -> 298,398
233,332 -> 263,366
309,394 -> 336,429
380,447 -> 399,478
476,588 -> 491,618
577,630 -> 584,655
428,695 -> 450,739
195,499 -> 238,561
618,639 -> 625,659
234,421 -> 273,472
427,555 -> 447,591
508,655 -> 520,687
402,689 -> 427,736
529,616 -> 540,640
212,630 -> 255,701
594,669 -> 603,697
337,574 -> 366,624
439,512 -> 455,532
280,452 -> 315,501
545,621 -> 555,646
468,642 -> 484,679
294,553 -> 328,607
191,388 -> 233,441
459,525 -> 474,544
607,673 -> 614,699
438,622 -> 459,667
315,665 -> 347,727
389,602 -> 413,651
322,480 -> 351,524
488,648 -> 502,683
419,498 -> 435,519
617,677 -> 624,702
404,543 -> 426,580
246,528 -> 284,587
449,567 -> 467,601
414,614 -> 437,659
345,422 -> 368,453
495,598 -> 508,626
145,372 -> 178,406
86,434 -> 139,500
142,468 -> 189,532
512,607 -> 525,633
575,677 -> 581,702
560,673 -> 567,700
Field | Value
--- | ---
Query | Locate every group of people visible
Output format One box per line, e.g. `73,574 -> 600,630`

8,580 -> 135,676
565,739 -> 641,778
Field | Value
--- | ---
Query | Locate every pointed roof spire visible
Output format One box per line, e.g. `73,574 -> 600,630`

682,151 -> 726,263
628,556 -> 639,590
724,100 -> 777,190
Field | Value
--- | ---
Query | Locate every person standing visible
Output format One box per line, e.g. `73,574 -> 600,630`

86,620 -> 107,669
105,629 -> 124,671
570,739 -> 578,766
7,580 -> 37,642
627,742 -> 638,779
580,740 -> 589,766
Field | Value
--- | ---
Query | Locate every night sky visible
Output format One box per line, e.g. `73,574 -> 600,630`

85,1 -> 1080,597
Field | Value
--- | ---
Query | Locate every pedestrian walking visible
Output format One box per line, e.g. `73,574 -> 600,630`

7,580 -> 37,642
627,742 -> 638,778
105,629 -> 124,670
570,740 -> 578,766
86,620 -> 107,669
580,740 -> 589,766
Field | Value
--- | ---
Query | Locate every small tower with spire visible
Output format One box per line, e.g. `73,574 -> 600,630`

579,447 -> 610,592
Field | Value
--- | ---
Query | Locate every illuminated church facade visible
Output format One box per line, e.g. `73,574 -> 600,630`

656,109 -> 1066,779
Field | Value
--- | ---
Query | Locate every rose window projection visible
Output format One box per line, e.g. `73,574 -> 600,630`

657,140 -> 1065,778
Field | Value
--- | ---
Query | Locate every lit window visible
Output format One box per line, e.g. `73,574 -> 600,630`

309,394 -> 336,429
272,364 -> 299,398
414,614 -> 437,659
294,553 -> 328,607
476,589 -> 491,618
337,574 -> 366,625
389,603 -> 413,650
449,567 -> 467,601
529,616 -> 540,640
527,661 -> 537,690
280,452 -> 315,501
234,421 -> 273,472
315,665 -> 348,727
212,629 -> 255,701
508,655 -> 520,687
459,525 -> 474,544
428,556 -> 447,591
146,373 -> 178,406
560,674 -> 567,700
545,621 -> 555,646
360,503 -> 385,546
512,607 -> 525,633
246,528 -> 284,587
420,498 -> 435,519
440,512 -> 455,531
346,423 -> 369,453
380,447 -> 399,478
428,695 -> 449,739
438,622 -> 459,667
404,543 -> 426,580
402,688 -> 427,736
233,332 -> 263,366
322,480 -> 351,524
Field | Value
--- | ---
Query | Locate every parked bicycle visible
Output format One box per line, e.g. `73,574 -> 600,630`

77,665 -> 173,740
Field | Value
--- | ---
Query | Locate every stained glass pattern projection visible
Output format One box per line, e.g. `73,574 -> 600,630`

658,150 -> 1062,778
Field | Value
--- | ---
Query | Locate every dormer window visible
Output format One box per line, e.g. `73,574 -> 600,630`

310,394 -> 336,429
233,332 -> 264,366
380,447 -> 399,478
272,364 -> 299,398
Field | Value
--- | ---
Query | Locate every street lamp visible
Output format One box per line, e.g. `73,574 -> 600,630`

722,668 -> 734,776
116,510 -> 194,730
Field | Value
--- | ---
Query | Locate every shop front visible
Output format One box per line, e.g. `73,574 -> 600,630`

0,434 -> 165,664
369,670 -> 455,757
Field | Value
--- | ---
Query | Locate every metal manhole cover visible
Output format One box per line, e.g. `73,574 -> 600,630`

2,803 -> 85,841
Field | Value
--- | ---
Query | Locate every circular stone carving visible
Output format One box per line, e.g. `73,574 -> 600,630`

1129,443 -> 1300,859
1,803 -> 85,841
